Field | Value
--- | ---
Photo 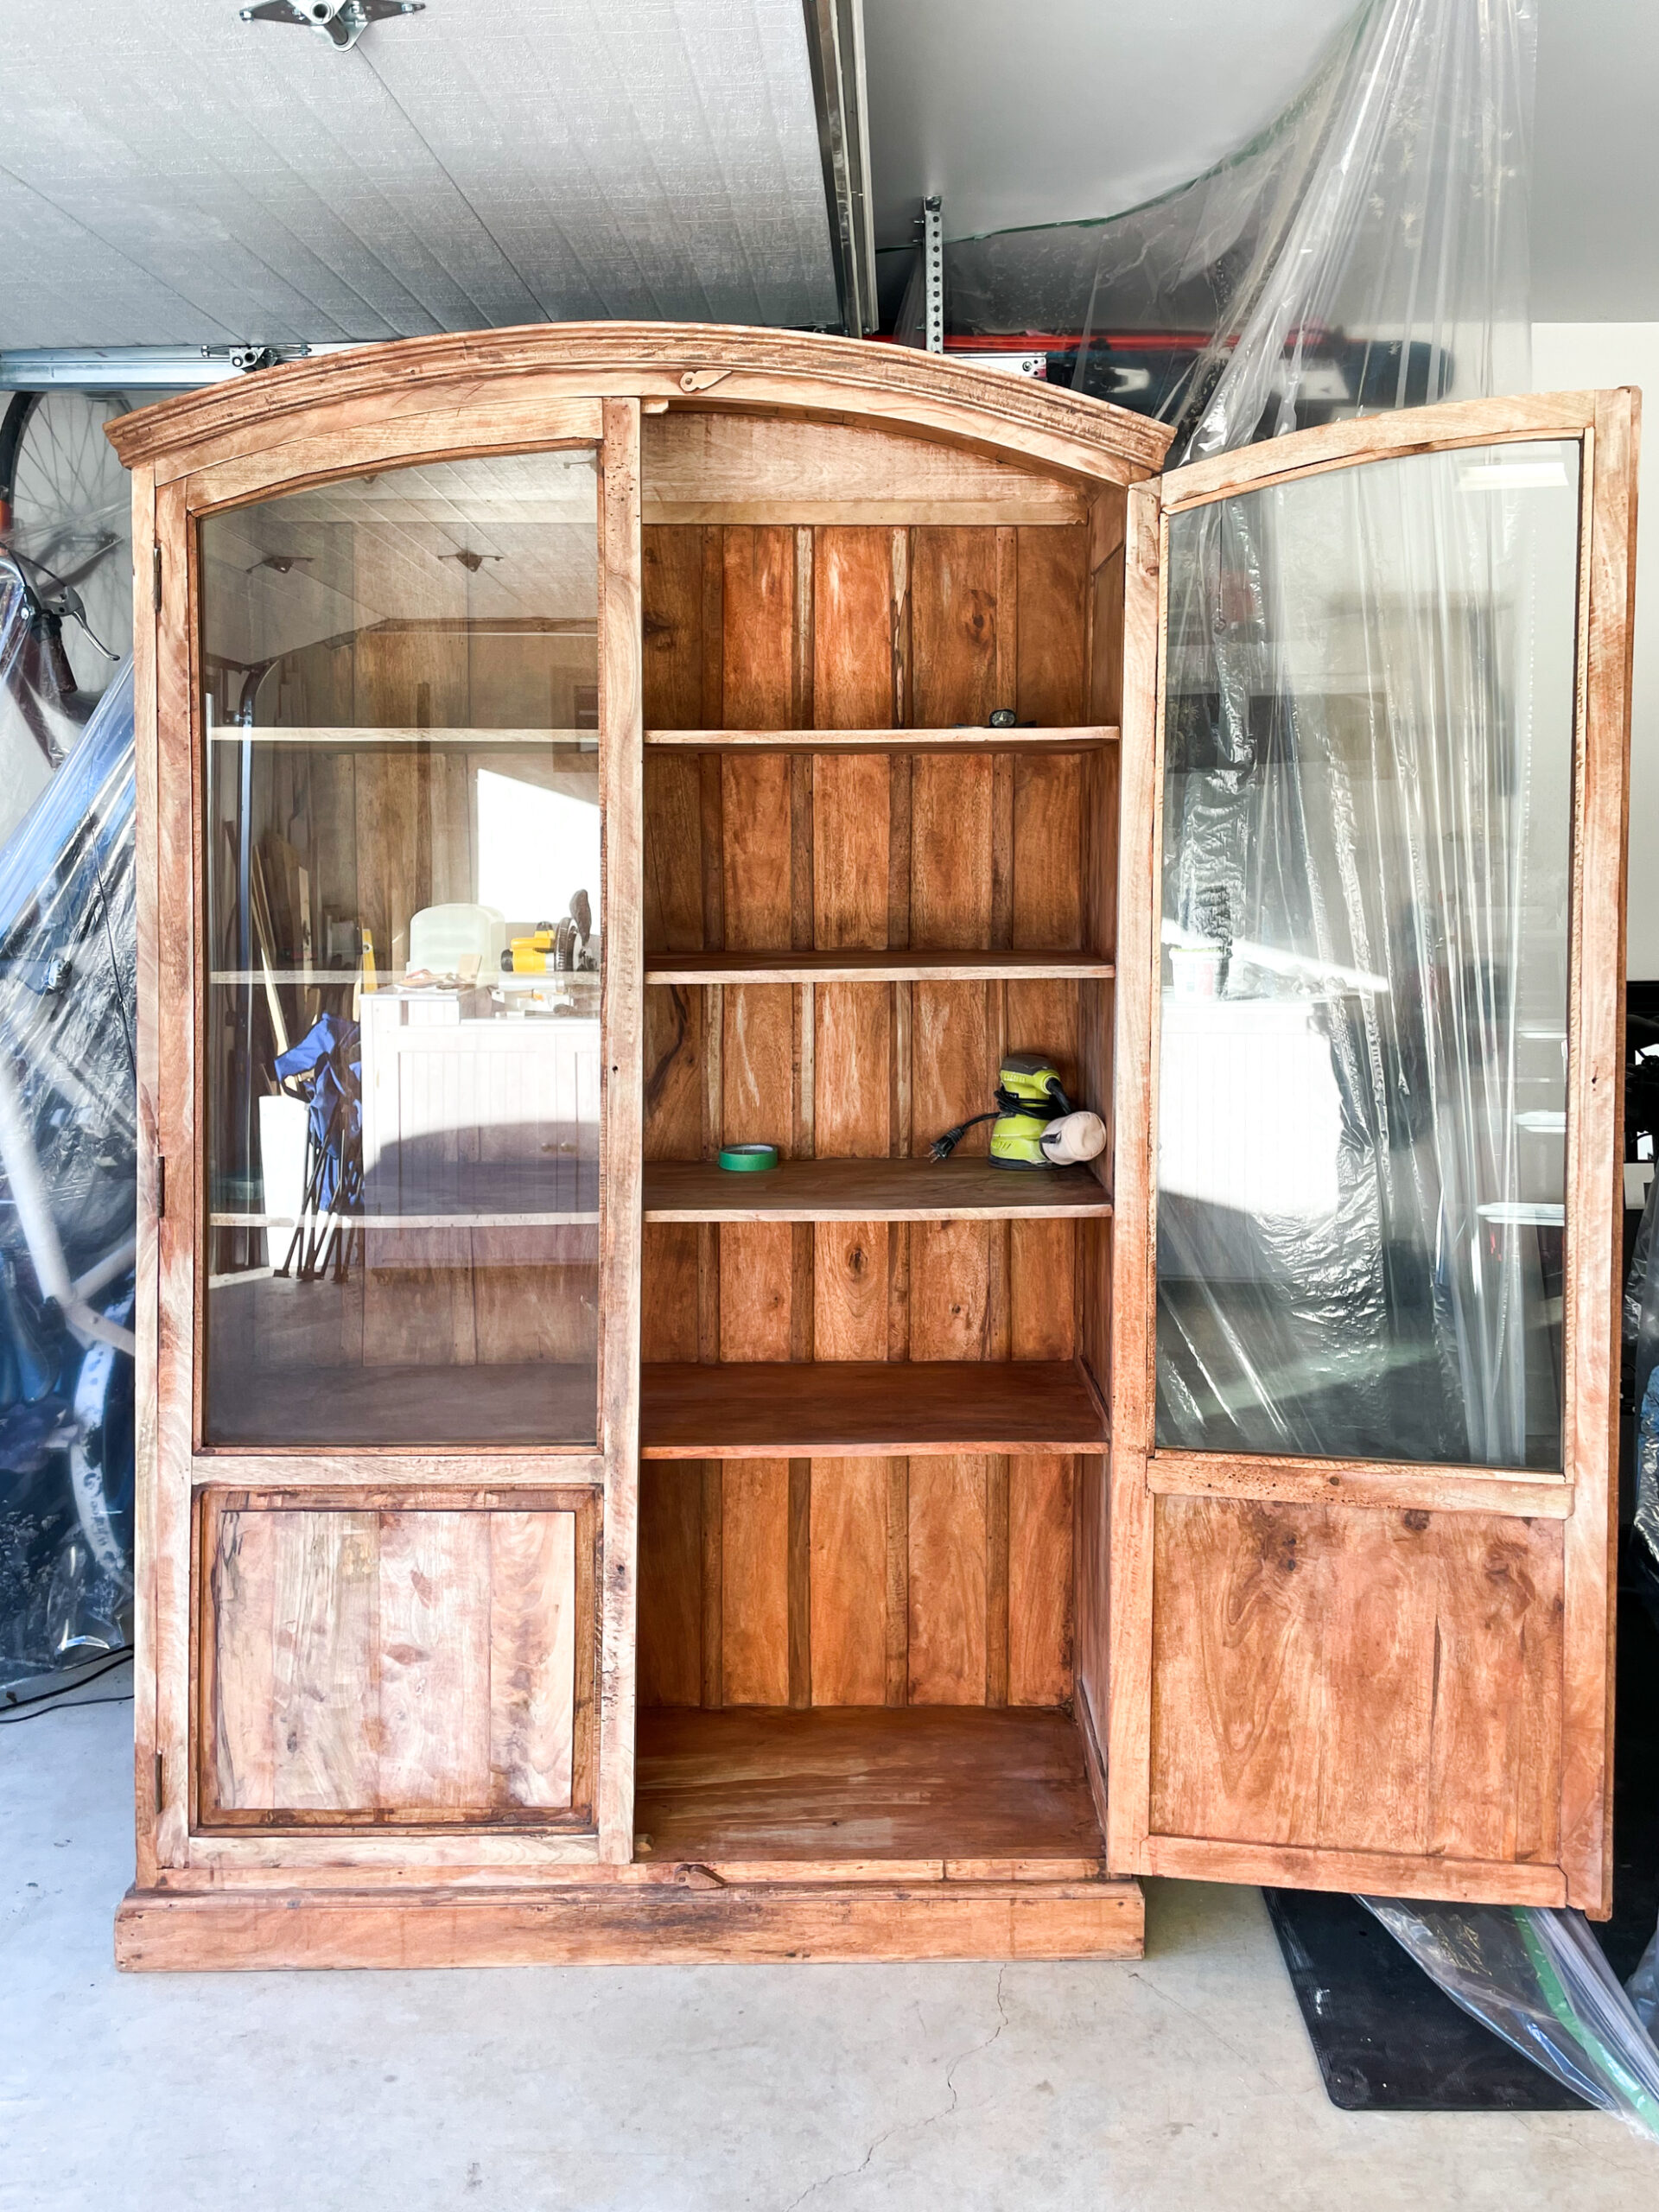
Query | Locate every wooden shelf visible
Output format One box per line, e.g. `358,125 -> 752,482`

643,1156 -> 1109,1223
211,1211 -> 598,1230
645,949 -> 1113,985
202,1350 -> 597,1449
645,726 -> 1117,753
209,727 -> 596,749
633,1706 -> 1105,1866
639,1360 -> 1108,1459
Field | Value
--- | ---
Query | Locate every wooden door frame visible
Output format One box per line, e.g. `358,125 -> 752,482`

134,399 -> 645,1878
1109,391 -> 1640,1910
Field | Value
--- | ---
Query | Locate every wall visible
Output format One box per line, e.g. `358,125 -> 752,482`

1533,323 -> 1659,976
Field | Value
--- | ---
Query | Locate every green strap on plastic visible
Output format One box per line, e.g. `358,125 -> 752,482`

719,1143 -> 779,1173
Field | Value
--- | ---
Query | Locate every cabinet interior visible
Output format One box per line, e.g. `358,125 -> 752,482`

632,427 -> 1127,1866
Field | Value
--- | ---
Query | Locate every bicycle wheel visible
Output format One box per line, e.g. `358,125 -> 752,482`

0,389 -> 133,693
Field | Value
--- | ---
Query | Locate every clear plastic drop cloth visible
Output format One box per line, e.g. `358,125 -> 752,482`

1630,1167 -> 1659,1572
0,660 -> 136,1694
1363,1900 -> 1659,2139
939,0 -> 1535,461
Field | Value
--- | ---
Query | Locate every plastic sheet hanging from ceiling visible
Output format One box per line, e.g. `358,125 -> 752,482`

0,659 -> 137,1697
938,0 -> 1533,457
1028,0 -> 1656,2134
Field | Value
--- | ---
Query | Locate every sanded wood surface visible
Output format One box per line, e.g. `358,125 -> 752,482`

639,1362 -> 1107,1458
633,1705 -> 1104,1861
1147,1496 -> 1566,1868
202,1497 -> 596,1823
645,949 -> 1112,983
645,727 -> 1116,752
116,1872 -> 1143,1968
643,1157 -> 1110,1222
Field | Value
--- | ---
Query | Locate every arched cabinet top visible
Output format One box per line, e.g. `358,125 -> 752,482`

105,321 -> 1174,493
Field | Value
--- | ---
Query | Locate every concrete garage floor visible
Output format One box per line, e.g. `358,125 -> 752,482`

3,1672 -> 1656,2212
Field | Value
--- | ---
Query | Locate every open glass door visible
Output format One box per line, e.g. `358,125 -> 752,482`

1109,392 -> 1638,1909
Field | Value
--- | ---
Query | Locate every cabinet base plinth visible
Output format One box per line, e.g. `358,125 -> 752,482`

115,1875 -> 1144,1970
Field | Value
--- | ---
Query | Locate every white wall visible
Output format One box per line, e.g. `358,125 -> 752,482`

1534,323 -> 1659,976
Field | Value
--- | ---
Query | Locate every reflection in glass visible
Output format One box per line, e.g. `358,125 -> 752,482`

1155,442 -> 1580,1471
199,450 -> 602,1446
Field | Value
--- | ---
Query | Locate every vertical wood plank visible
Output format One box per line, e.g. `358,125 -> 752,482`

721,526 -> 796,726
641,525 -> 705,728
810,1457 -> 889,1705
270,1511 -> 379,1811
700,1462 -> 723,1707
815,526 -> 898,727
1015,524 -> 1090,722
376,1511 -> 491,1812
911,527 -> 1001,725
721,1459 -> 791,1705
597,396 -> 645,1862
637,1465 -> 703,1707
1009,1456 -> 1076,1705
887,1460 -> 910,1706
788,1458 -> 812,1708
907,1457 -> 988,1704
985,1456 -> 1010,1707
207,1509 -> 277,1811
1106,479 -> 1164,1875
488,1510 -> 577,1810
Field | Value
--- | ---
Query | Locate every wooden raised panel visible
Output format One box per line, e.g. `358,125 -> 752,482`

1147,1495 -> 1565,1872
199,1491 -> 599,1826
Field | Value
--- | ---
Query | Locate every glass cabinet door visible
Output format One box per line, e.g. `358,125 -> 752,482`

198,448 -> 603,1447
1154,439 -> 1580,1471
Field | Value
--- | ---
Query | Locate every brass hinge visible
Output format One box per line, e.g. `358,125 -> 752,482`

154,1751 -> 164,1813
156,1156 -> 166,1218
151,543 -> 162,613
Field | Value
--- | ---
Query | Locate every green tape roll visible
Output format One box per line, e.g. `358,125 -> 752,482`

719,1143 -> 779,1173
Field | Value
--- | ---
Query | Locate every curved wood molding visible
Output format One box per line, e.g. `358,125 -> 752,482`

105,321 -> 1174,486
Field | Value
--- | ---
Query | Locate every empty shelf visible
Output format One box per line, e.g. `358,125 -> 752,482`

645,726 -> 1117,753
643,1156 -> 1110,1223
639,1361 -> 1108,1459
645,949 -> 1113,985
633,1706 -> 1105,1866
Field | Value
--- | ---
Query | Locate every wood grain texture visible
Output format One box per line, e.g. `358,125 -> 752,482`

646,728 -> 1116,752
1147,1496 -> 1565,1867
1009,1456 -> 1074,1706
111,327 -> 1173,488
906,1457 -> 988,1702
205,1502 -> 591,1821
117,1872 -> 1143,1969
597,396 -> 645,1862
1560,388 -> 1640,1913
644,1157 -> 1109,1222
635,1704 -> 1103,1860
639,1360 -> 1108,1458
647,949 -> 1111,983
1103,478 -> 1163,1878
642,411 -> 1090,526
720,1459 -> 791,1705
808,1457 -> 889,1703
637,1464 -> 702,1707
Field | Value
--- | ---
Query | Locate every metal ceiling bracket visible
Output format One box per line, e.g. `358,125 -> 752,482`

799,0 -> 879,336
239,0 -> 423,52
923,196 -> 944,354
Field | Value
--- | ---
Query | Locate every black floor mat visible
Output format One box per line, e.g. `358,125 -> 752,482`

1267,1582 -> 1659,2112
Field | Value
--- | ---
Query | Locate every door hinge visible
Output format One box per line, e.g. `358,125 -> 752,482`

156,1156 -> 166,1218
155,1751 -> 164,1813
151,543 -> 162,613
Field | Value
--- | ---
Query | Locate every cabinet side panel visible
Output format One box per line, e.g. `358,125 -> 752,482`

1147,1495 -> 1565,1864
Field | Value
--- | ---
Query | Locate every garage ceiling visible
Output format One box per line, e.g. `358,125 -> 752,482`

0,0 -> 841,345
863,0 -> 1659,322
2,0 -> 1651,350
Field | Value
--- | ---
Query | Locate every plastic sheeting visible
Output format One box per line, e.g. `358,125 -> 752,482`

0,659 -> 136,1693
939,0 -> 1535,462
1631,1169 -> 1659,1573
1364,1900 -> 1659,2136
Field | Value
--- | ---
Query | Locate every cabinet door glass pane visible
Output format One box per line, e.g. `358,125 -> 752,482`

1156,440 -> 1580,1470
200,449 -> 602,1447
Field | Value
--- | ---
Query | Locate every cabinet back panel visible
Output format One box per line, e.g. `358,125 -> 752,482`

638,1455 -> 1074,1712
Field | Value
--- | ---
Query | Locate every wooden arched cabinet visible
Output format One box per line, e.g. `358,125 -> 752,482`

105,330 -> 1637,1968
